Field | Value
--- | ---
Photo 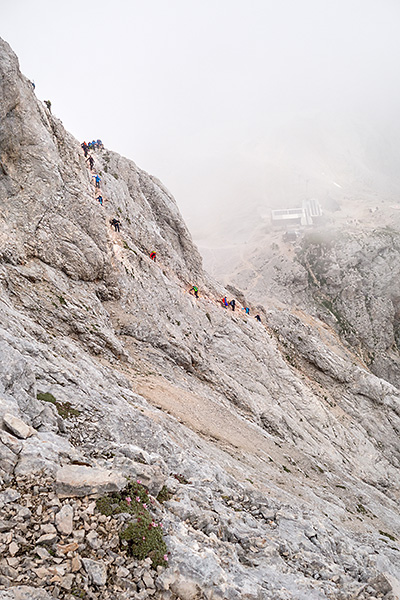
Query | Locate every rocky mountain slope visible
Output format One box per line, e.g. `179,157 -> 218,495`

0,38 -> 400,600
213,224 -> 400,392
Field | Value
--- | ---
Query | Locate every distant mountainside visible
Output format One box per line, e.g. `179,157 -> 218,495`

0,37 -> 400,600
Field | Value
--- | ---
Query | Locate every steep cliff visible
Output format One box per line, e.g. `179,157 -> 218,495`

0,38 -> 399,600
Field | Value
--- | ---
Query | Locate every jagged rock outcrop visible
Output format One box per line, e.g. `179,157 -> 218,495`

0,37 -> 400,599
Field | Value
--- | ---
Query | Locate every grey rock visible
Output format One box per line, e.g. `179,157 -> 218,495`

86,529 -> 101,550
0,431 -> 22,455
0,520 -> 16,532
16,507 -> 31,521
36,533 -> 57,544
2,413 -> 34,439
116,566 -> 130,578
0,587 -> 53,600
55,504 -> 73,535
0,442 -> 18,474
14,432 -> 73,476
82,557 -> 107,586
0,489 -> 21,504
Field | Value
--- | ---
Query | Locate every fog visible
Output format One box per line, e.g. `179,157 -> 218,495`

2,0 -> 400,243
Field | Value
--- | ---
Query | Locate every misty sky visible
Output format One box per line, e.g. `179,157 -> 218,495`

2,0 -> 400,239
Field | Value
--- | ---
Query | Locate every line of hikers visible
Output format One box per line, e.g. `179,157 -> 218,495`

81,140 -> 103,157
81,140 -> 122,229
221,296 -> 261,321
189,289 -> 262,322
81,140 -> 159,262
81,140 -> 262,323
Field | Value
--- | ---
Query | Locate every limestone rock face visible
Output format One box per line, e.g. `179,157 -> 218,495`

0,36 -> 400,599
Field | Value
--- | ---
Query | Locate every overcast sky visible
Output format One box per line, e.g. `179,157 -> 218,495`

2,0 -> 400,239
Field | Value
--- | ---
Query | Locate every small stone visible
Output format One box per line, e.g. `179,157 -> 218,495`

55,504 -> 74,536
73,529 -> 85,542
41,523 -> 57,535
116,566 -> 130,578
35,566 -> 51,579
35,546 -> 51,559
9,542 -> 19,556
87,529 -> 100,550
37,532 -> 58,544
82,557 -> 107,586
71,556 -> 82,572
56,541 -> 79,554
142,571 -> 154,588
60,573 -> 75,590
17,507 -> 32,520
86,501 -> 96,515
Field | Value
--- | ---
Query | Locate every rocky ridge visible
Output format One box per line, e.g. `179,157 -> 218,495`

0,37 -> 400,599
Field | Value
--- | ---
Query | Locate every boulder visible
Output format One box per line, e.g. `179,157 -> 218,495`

56,465 -> 126,498
3,413 -> 34,439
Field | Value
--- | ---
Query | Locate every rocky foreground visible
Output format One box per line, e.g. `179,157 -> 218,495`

0,37 -> 400,599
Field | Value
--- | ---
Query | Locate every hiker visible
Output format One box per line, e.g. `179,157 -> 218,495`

150,251 -> 157,262
97,195 -> 103,206
87,155 -> 94,170
255,314 -> 261,322
81,142 -> 88,157
44,100 -> 51,112
221,297 -> 229,308
93,174 -> 101,189
242,307 -> 250,315
97,139 -> 104,149
230,299 -> 236,311
110,218 -> 121,232
190,286 -> 199,299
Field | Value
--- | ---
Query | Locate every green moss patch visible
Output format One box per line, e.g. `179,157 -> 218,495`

36,392 -> 80,419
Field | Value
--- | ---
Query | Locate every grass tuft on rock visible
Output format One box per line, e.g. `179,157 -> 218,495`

156,485 -> 174,503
